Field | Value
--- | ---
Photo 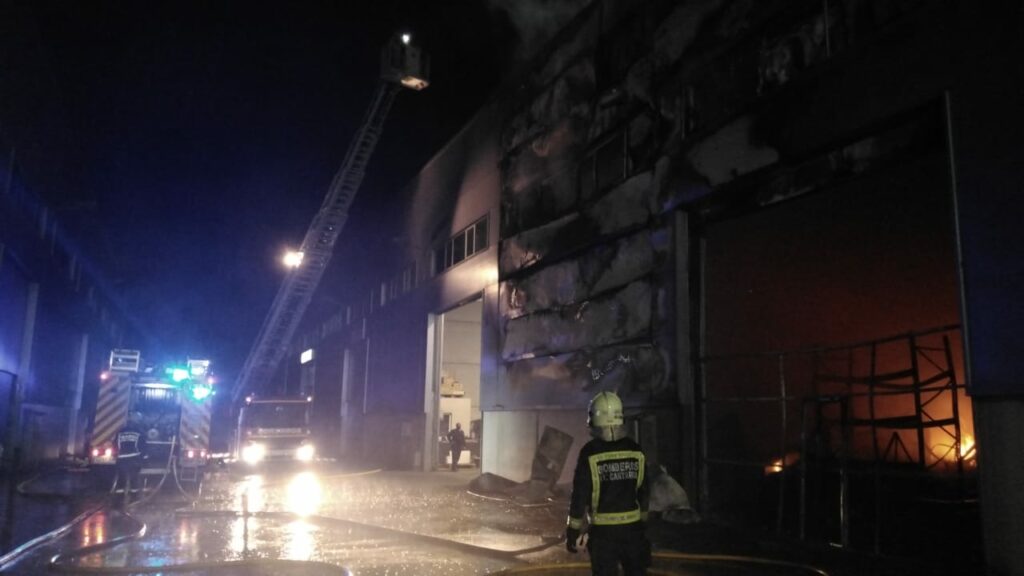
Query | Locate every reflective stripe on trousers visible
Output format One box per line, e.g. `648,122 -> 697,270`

592,509 -> 642,525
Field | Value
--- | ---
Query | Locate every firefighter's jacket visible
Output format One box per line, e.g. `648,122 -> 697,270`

116,424 -> 147,461
567,436 -> 648,531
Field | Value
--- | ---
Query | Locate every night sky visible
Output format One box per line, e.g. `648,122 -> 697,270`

0,1 -> 578,377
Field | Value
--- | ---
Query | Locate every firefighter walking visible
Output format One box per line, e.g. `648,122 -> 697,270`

566,391 -> 651,575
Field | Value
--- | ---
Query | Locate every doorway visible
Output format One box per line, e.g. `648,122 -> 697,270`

698,146 -> 972,554
425,298 -> 483,471
339,340 -> 368,460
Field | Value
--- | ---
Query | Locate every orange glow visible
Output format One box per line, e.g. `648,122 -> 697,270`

81,512 -> 107,547
959,435 -> 976,460
763,452 -> 800,475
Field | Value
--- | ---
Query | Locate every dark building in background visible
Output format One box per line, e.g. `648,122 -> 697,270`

289,1 -> 1021,573
0,145 -> 139,468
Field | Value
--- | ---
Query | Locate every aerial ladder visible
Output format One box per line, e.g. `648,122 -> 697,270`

231,34 -> 429,404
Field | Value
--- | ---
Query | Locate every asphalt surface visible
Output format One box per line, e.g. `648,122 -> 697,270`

0,461 -> 973,575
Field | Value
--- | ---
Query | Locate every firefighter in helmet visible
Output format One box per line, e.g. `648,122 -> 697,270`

115,411 -> 147,508
566,391 -> 651,575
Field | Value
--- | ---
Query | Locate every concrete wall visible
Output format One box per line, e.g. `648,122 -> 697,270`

482,409 -> 588,484
975,399 -> 1024,576
305,100 -> 504,470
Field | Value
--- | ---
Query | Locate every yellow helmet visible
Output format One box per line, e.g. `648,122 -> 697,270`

587,391 -> 624,428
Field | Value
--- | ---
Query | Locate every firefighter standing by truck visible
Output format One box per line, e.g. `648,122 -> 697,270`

115,411 -> 147,508
566,391 -> 651,576
89,350 -> 214,496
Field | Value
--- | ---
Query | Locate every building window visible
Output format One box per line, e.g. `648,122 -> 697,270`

434,215 -> 490,276
580,130 -> 628,200
402,263 -> 416,292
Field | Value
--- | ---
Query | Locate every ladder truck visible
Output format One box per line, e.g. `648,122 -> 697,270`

231,33 -> 429,405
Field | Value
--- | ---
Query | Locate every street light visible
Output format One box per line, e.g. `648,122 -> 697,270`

283,250 -> 304,268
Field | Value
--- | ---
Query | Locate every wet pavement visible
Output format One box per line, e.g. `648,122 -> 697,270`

0,466 -> 108,558
0,462 -> 969,575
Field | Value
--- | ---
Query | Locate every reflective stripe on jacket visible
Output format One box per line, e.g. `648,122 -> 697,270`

117,429 -> 144,459
567,437 -> 647,530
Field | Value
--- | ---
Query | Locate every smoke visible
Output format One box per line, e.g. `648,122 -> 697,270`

487,0 -> 593,61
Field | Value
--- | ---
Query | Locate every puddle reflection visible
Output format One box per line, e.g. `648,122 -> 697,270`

286,471 -> 322,517
283,519 -> 317,561
80,511 -> 107,547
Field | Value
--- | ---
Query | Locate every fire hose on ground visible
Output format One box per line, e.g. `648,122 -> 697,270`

4,466 -> 547,573
485,550 -> 832,575
45,510 -> 831,576
4,465 -> 831,575
37,504 -> 831,575
0,437 -> 183,571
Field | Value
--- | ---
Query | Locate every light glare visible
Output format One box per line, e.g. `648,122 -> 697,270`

295,443 -> 315,462
286,472 -> 322,516
242,443 -> 266,464
283,250 -> 305,268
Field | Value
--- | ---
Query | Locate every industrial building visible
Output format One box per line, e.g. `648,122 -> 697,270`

288,1 -> 1023,573
2,0 -> 1020,573
0,144 -> 138,469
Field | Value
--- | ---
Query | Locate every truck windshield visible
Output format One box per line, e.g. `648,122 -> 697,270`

242,403 -> 308,429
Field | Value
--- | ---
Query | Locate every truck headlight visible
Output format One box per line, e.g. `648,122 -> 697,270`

295,443 -> 315,462
242,443 -> 266,464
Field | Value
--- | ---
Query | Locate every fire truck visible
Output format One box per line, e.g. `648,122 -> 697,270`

88,349 -> 215,479
235,395 -> 315,465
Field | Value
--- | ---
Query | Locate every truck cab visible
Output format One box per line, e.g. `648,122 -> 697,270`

235,396 -> 315,465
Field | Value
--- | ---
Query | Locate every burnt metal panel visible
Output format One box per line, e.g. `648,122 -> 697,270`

504,59 -> 596,154
502,156 -> 580,237
500,170 -> 656,276
503,230 -> 657,319
505,343 -> 668,399
502,280 -> 651,360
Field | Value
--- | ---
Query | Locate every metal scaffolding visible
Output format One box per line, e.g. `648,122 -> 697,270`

699,325 -> 974,555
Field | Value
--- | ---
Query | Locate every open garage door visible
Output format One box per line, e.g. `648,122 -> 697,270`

425,299 -> 483,471
698,144 -> 975,556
